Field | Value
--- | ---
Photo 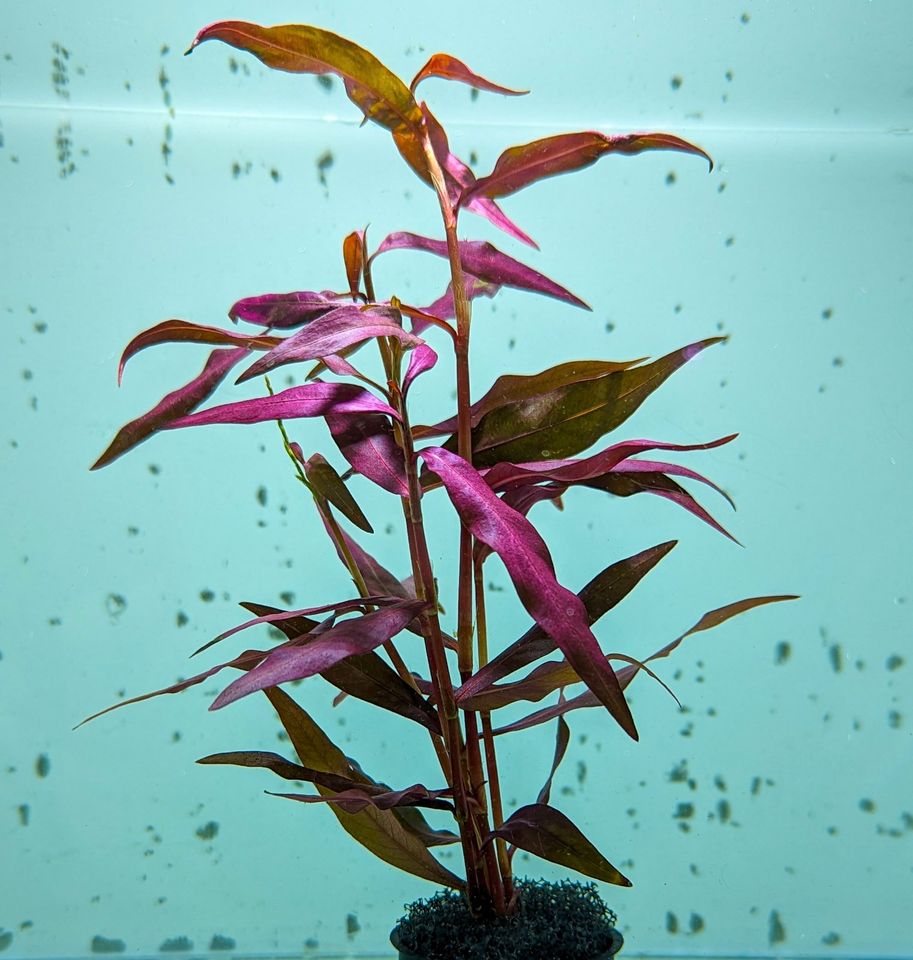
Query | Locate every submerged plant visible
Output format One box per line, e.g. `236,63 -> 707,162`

85,20 -> 796,924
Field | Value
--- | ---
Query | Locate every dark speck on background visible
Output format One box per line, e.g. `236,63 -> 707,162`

91,936 -> 126,954
0,931 -> 13,952
209,935 -> 235,951
35,753 -> 50,778
670,75 -> 682,90
317,149 -> 334,187
159,937 -> 193,953
768,910 -> 786,945
345,914 -> 360,939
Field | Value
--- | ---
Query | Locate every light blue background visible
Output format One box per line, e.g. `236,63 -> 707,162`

2,2 -> 912,958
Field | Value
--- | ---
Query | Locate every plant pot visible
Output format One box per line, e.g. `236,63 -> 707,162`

390,926 -> 624,960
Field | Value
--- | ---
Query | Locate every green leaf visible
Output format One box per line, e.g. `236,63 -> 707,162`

304,452 -> 373,533
187,22 -> 427,177
265,687 -> 464,889
490,803 -> 631,887
466,338 -> 725,467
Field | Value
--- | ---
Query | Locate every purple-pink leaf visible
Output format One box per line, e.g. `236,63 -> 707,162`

483,435 -> 735,491
229,290 -> 345,328
211,600 -> 428,710
420,446 -> 637,740
410,53 -> 528,96
402,344 -> 438,396
193,596 -> 390,657
489,803 -> 631,887
461,130 -> 713,207
372,232 -> 588,309
326,410 -> 409,496
91,347 -> 249,470
165,381 -> 399,430
117,320 -> 280,386
236,305 -> 423,384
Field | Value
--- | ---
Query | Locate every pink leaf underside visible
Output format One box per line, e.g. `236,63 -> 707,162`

268,784 -> 453,815
410,52 -> 528,96
461,130 -> 713,206
211,599 -> 429,710
164,381 -> 400,430
483,435 -> 737,491
490,802 -> 631,886
493,595 -> 800,735
419,446 -> 637,740
402,343 -> 439,395
91,347 -> 249,470
420,104 -> 537,248
236,304 -> 423,383
229,290 -> 348,328
371,232 -> 588,309
326,410 -> 410,496
117,320 -> 280,385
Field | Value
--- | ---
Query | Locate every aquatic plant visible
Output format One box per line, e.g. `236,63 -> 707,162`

86,20 -> 795,922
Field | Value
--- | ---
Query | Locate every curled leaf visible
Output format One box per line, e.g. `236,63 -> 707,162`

410,53 -> 528,96
229,290 -> 344,328
342,229 -> 366,296
117,321 -> 279,385
462,130 -> 712,207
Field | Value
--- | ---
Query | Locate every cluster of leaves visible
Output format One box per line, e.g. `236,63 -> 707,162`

85,20 -> 795,919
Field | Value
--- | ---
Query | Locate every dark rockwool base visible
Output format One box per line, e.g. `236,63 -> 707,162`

392,878 -> 620,960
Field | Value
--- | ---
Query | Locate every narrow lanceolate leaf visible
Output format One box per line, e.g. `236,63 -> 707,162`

490,803 -> 631,887
236,305 -> 422,383
266,687 -> 464,887
91,347 -> 249,470
582,466 -> 739,543
537,717 -> 570,806
484,435 -> 737,492
229,290 -> 344,329
415,358 -> 643,439
305,452 -> 373,532
118,321 -> 279,385
494,595 -> 800,736
421,446 -> 637,740
198,751 -> 453,812
211,600 -> 428,710
464,338 -> 726,467
187,22 -> 427,178
410,53 -> 528,96
75,647 -> 269,728
342,230 -> 366,296
326,410 -> 409,496
164,381 -> 400,430
461,130 -> 713,206
242,602 -> 441,734
456,542 -> 677,708
372,232 -> 588,309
